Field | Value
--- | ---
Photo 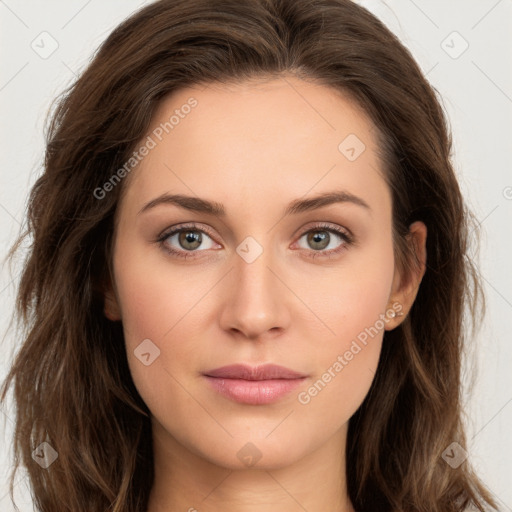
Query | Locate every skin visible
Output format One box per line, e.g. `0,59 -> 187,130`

103,75 -> 427,512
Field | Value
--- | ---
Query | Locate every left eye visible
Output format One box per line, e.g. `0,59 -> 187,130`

296,227 -> 349,252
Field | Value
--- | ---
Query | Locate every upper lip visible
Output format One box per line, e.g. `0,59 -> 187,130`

204,364 -> 307,381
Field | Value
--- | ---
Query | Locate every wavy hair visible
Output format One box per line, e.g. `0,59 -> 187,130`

1,0 -> 499,510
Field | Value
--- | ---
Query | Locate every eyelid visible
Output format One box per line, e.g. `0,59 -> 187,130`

296,221 -> 353,239
158,221 -> 352,242
157,222 -> 218,242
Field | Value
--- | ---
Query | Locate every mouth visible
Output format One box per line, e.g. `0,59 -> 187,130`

203,364 -> 308,405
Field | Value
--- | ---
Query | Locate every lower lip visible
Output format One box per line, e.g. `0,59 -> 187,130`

204,376 -> 306,405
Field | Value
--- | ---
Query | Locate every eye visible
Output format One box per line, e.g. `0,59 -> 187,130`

294,223 -> 353,259
156,223 -> 219,259
156,222 -> 354,260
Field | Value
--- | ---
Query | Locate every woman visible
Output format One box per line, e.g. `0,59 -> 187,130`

0,0 -> 499,510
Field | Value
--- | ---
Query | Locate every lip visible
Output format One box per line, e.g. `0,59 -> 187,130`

204,364 -> 307,380
203,364 -> 308,405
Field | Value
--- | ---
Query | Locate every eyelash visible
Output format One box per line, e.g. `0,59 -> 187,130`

155,222 -> 354,261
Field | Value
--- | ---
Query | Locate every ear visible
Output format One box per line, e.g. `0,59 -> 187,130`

385,220 -> 427,330
102,276 -> 122,322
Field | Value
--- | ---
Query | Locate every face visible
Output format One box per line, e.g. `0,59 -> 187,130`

104,76 -> 419,471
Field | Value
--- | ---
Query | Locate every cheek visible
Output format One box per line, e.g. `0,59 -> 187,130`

112,239 -> 204,344
296,295 -> 388,434
110,245 -> 181,391
298,238 -> 394,415
315,235 -> 395,343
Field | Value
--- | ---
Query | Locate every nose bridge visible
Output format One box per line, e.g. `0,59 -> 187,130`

219,234 -> 289,338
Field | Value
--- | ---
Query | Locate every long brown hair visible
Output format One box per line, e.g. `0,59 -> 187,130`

1,0 -> 499,510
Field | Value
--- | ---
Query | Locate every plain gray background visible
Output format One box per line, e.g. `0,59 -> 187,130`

1,0 -> 511,510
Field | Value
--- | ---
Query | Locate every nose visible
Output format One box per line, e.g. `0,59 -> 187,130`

218,241 -> 291,341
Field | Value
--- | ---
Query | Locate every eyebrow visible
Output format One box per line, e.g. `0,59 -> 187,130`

137,189 -> 371,217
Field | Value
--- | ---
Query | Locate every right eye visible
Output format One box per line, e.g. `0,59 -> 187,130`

156,223 -> 221,259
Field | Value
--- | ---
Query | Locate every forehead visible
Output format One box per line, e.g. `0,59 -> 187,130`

119,76 -> 389,219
